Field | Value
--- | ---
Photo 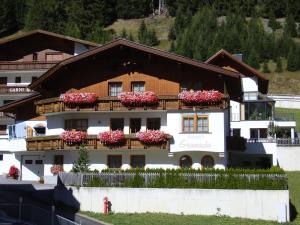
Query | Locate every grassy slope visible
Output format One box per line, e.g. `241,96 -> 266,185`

275,108 -> 300,131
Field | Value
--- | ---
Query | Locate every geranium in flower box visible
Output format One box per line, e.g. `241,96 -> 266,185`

136,130 -> 168,144
117,91 -> 158,107
99,130 -> 125,145
178,90 -> 223,105
61,130 -> 87,145
60,93 -> 98,105
50,165 -> 64,175
8,165 -> 19,179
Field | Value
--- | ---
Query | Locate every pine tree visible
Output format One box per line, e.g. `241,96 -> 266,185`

72,144 -> 90,172
169,41 -> 176,52
128,32 -> 135,41
284,14 -> 297,37
146,29 -> 159,46
247,49 -> 260,69
137,20 -> 148,44
268,10 -> 281,31
275,57 -> 283,73
262,62 -> 271,73
121,27 -> 128,38
86,23 -> 115,44
287,47 -> 299,71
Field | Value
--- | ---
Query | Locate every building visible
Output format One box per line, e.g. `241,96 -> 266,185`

0,38 -> 297,181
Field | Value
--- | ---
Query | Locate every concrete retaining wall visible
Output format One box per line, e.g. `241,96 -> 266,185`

277,147 -> 300,171
55,187 -> 290,222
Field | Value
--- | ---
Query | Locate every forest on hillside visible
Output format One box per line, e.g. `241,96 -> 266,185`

0,0 -> 300,72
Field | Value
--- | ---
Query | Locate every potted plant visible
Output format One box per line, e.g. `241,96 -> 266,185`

50,165 -> 64,175
8,165 -> 19,180
178,90 -> 223,105
99,130 -> 125,145
61,130 -> 87,145
117,91 -> 158,107
136,130 -> 168,144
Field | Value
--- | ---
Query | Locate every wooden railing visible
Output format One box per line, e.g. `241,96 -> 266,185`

0,85 -> 33,93
26,134 -> 172,151
0,61 -> 57,71
35,96 -> 229,115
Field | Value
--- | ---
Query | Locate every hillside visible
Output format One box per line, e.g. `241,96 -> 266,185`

107,16 -> 300,95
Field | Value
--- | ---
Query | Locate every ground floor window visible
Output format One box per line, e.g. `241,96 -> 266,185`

107,155 -> 122,168
179,155 -> 192,168
130,155 -> 145,168
0,125 -> 6,135
201,155 -> 215,168
250,128 -> 267,139
54,155 -> 64,165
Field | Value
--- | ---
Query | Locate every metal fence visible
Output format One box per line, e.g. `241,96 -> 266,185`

277,138 -> 300,146
59,172 -> 288,188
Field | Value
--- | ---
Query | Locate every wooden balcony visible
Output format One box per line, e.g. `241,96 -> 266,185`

35,96 -> 229,115
26,134 -> 172,151
0,85 -> 33,94
0,61 -> 57,71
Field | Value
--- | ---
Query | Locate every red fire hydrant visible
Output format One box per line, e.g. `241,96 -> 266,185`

103,197 -> 109,215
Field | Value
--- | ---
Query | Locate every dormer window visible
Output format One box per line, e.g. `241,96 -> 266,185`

131,81 -> 145,92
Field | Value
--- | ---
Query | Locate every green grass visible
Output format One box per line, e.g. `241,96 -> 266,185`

275,108 -> 300,131
81,172 -> 300,225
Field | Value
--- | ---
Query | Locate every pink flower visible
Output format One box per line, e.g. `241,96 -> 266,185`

60,93 -> 98,104
178,90 -> 223,104
50,165 -> 64,175
117,91 -> 158,106
136,130 -> 168,144
8,165 -> 19,179
99,130 -> 125,145
61,131 -> 87,144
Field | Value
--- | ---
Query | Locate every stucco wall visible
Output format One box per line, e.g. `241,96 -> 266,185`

277,147 -> 300,171
55,187 -> 289,222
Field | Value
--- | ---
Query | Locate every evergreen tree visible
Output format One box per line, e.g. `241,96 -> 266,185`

284,14 -> 297,37
72,144 -> 90,172
137,20 -> 148,44
268,10 -> 281,31
0,0 -> 20,37
247,49 -> 260,69
86,23 -> 115,44
262,62 -> 271,73
128,32 -> 135,41
146,29 -> 159,46
287,47 -> 299,71
275,57 -> 283,73
169,41 -> 176,52
121,27 -> 128,38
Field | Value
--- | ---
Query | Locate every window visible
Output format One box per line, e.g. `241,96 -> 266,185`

46,52 -> 63,61
250,128 -> 267,139
25,160 -> 33,164
32,76 -> 38,82
0,77 -> 7,85
32,53 -> 38,61
180,81 -> 202,91
131,82 -> 145,92
3,100 -> 13,104
130,118 -> 141,133
179,155 -> 192,168
109,82 -> 122,96
231,128 -> 241,137
130,155 -> 145,168
35,160 -> 43,164
107,155 -> 122,168
65,119 -> 88,131
15,77 -> 21,83
201,155 -> 214,168
110,118 -> 124,131
0,125 -> 7,135
54,155 -> 64,165
182,115 -> 208,133
245,101 -> 272,120
34,124 -> 46,136
147,118 -> 161,130
0,155 -> 3,161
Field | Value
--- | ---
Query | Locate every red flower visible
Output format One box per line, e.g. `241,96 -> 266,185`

50,165 -> 64,175
8,165 -> 19,179
99,130 -> 125,145
61,131 -> 87,144
178,90 -> 223,104
136,130 -> 168,144
117,91 -> 158,106
60,93 -> 98,104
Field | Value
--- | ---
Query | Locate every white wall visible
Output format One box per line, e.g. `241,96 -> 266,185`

268,95 -> 300,109
242,77 -> 258,92
55,187 -> 289,222
277,147 -> 300,171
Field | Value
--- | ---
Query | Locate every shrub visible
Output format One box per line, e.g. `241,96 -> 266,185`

87,177 -> 107,187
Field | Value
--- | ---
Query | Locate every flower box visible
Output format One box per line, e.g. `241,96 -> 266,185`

178,90 -> 223,105
99,130 -> 125,145
136,130 -> 168,144
60,93 -> 98,105
61,131 -> 87,145
117,91 -> 158,107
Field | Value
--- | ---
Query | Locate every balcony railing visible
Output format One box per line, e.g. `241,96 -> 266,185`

276,138 -> 300,146
35,96 -> 229,115
26,134 -> 172,151
0,85 -> 33,94
0,61 -> 57,71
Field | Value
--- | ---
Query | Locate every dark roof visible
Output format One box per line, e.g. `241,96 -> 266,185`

29,38 -> 243,91
0,93 -> 41,112
0,29 -> 99,61
205,49 -> 268,94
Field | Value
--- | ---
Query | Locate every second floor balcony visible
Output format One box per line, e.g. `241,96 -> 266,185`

0,61 -> 57,71
35,95 -> 229,115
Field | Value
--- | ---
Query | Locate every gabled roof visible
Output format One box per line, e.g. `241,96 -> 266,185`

29,38 -> 242,91
0,29 -> 99,61
205,49 -> 268,94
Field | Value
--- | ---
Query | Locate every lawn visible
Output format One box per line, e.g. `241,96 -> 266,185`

81,172 -> 300,225
275,108 -> 300,131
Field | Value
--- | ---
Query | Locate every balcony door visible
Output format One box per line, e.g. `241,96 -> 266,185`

130,118 -> 141,134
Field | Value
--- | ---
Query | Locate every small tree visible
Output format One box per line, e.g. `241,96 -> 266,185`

262,62 -> 271,73
284,14 -> 297,37
247,49 -> 260,69
120,27 -> 127,38
268,10 -> 281,31
137,20 -> 147,44
275,57 -> 283,73
72,144 -> 90,172
128,32 -> 135,41
287,47 -> 299,72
